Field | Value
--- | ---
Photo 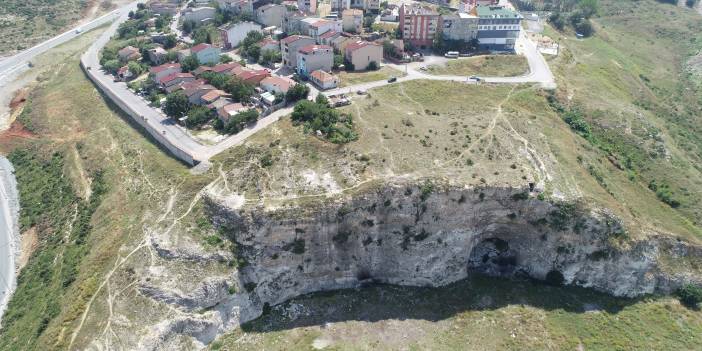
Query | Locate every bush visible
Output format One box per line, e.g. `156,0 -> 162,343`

163,91 -> 190,118
291,100 -> 358,144
367,61 -> 378,71
285,83 -> 310,103
676,284 -> 702,308
545,270 -> 565,286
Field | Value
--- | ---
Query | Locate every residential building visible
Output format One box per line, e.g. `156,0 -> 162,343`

331,0 -> 350,11
148,0 -> 179,16
217,103 -> 249,123
309,69 -> 338,89
399,4 -> 440,49
148,46 -> 168,65
182,7 -> 216,24
220,22 -> 263,49
459,0 -> 498,13
201,89 -> 231,105
296,44 -> 333,76
212,62 -> 243,74
283,11 -> 308,33
116,65 -> 134,81
280,35 -> 315,68
475,5 -> 521,51
118,46 -> 141,62
298,0 -> 317,14
344,0 -> 379,12
191,43 -> 222,64
237,69 -> 271,84
380,7 -> 399,22
260,76 -> 296,94
442,12 -> 478,43
307,19 -> 342,41
150,63 -> 181,81
185,84 -> 216,104
159,72 -> 196,90
330,32 -> 357,52
257,38 -> 280,52
218,0 -> 254,15
342,9 -> 363,33
344,40 -> 382,71
256,4 -> 287,28
318,30 -> 341,46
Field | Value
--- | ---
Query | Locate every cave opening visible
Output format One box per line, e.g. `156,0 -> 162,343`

467,237 -> 521,277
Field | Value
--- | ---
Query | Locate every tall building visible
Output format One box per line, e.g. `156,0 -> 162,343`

399,4 -> 440,49
298,0 -> 317,14
475,5 -> 521,51
442,12 -> 478,43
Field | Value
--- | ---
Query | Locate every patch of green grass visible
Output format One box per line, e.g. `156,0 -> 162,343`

426,55 -> 529,77
337,66 -> 406,87
214,275 -> 702,350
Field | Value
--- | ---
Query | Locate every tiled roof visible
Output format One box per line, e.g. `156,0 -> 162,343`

280,35 -> 312,44
150,63 -> 181,74
310,69 -> 335,82
159,72 -> 194,84
260,76 -> 295,92
298,44 -> 332,54
191,43 -> 213,53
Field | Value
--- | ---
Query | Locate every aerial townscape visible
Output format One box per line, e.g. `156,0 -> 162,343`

1,0 -> 702,350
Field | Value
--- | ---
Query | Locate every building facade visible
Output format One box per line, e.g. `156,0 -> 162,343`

441,12 -> 478,43
220,21 -> 263,48
280,35 -> 316,68
342,9 -> 364,33
399,4 -> 440,49
296,44 -> 333,76
191,43 -> 222,64
344,40 -> 382,71
255,4 -> 287,28
476,5 -> 521,51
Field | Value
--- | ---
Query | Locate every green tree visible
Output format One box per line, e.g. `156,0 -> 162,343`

246,45 -> 261,62
223,78 -> 255,102
127,61 -> 144,76
181,54 -> 200,72
220,54 -> 233,63
259,50 -> 281,66
578,0 -> 598,19
163,91 -> 190,118
285,84 -> 310,103
164,34 -> 177,49
185,106 -> 215,128
333,53 -> 344,69
102,59 -> 121,74
367,61 -> 378,71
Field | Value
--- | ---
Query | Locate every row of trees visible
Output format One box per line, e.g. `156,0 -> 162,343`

239,31 -> 282,66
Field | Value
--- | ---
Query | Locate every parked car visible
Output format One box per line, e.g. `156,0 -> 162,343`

387,77 -> 397,83
357,90 -> 367,95
469,75 -> 481,81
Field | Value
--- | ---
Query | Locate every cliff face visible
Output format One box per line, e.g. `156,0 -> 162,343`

207,181 -> 702,322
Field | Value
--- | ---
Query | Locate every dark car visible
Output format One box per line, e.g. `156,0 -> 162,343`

387,77 -> 397,83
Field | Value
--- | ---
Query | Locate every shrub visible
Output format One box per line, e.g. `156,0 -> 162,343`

545,270 -> 565,286
676,284 -> 702,308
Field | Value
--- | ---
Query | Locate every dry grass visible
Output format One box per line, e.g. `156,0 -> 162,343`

426,55 -> 530,77
337,66 -> 406,87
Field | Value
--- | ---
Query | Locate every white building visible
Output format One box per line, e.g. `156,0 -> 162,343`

182,7 -> 216,23
219,21 -> 263,48
256,4 -> 287,28
342,9 -> 363,33
298,0 -> 317,14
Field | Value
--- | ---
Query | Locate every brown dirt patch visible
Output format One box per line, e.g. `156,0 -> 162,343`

18,227 -> 39,271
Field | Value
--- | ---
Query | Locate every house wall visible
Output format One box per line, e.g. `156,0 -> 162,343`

477,18 -> 520,51
442,16 -> 478,42
221,22 -> 263,48
195,47 -> 222,64
256,5 -> 287,28
282,37 -> 316,68
342,13 -> 363,33
297,50 -> 333,76
348,44 -> 382,71
182,7 -> 216,23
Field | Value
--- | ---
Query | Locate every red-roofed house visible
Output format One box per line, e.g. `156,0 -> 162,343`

344,40 -> 382,71
211,62 -> 242,74
201,89 -> 231,105
307,19 -> 342,41
296,44 -> 333,76
318,30 -> 341,46
159,72 -> 196,90
236,69 -> 271,85
309,69 -> 339,90
184,84 -> 217,104
190,43 -> 222,64
150,63 -> 182,81
260,76 -> 296,94
280,35 -> 315,68
118,46 -> 141,62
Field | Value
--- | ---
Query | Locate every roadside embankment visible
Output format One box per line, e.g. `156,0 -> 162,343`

0,156 -> 19,325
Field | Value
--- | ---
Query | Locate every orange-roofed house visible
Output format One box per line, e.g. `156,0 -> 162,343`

309,70 -> 339,90
190,43 -> 222,64
150,63 -> 182,81
260,76 -> 296,94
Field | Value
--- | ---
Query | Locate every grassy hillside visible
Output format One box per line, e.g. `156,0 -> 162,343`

0,28 -> 213,349
543,0 -> 702,231
0,0 -> 113,55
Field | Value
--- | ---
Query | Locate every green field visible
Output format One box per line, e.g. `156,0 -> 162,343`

426,55 -> 530,77
337,66 -> 407,87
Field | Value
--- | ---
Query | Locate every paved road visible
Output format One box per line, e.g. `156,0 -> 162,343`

0,9 -> 124,86
324,31 -> 555,96
0,157 -> 19,326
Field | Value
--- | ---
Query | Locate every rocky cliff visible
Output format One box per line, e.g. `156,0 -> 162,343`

204,179 -> 702,324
